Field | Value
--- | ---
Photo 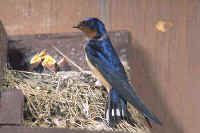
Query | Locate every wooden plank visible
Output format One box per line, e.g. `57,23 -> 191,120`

0,127 -> 122,133
109,0 -> 189,133
184,0 -> 200,132
0,0 -> 100,35
0,20 -> 8,87
0,89 -> 24,125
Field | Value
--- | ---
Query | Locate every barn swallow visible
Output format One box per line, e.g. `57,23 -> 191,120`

30,50 -> 47,72
30,50 -> 47,67
30,50 -> 59,72
73,18 -> 162,127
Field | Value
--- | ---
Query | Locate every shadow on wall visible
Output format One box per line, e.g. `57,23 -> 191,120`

7,40 -> 32,71
127,34 -> 183,133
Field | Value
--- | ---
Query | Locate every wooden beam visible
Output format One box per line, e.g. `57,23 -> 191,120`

0,20 -> 8,87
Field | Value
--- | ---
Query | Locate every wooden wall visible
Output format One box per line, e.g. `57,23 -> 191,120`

0,0 -> 200,133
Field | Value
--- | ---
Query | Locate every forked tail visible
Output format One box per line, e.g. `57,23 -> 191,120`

105,88 -> 127,127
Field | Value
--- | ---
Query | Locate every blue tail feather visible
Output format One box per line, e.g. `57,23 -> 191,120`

105,88 -> 127,127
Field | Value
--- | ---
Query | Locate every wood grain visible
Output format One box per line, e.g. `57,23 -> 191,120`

0,0 -> 199,132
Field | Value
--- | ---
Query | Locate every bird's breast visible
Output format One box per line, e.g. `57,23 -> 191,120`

85,54 -> 111,92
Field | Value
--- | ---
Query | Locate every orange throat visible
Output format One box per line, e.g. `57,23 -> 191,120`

79,27 -> 97,39
85,31 -> 97,39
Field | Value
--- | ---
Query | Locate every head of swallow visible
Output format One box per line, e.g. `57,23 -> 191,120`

73,18 -> 107,39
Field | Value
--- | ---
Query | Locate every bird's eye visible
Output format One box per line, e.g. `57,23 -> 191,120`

81,21 -> 86,25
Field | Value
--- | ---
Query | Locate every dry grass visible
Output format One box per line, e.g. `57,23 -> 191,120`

3,69 -> 151,133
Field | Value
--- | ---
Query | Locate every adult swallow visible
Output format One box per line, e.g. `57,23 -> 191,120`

73,18 -> 162,127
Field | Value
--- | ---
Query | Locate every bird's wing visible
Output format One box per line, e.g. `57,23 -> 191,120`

86,39 -> 128,79
86,42 -> 162,125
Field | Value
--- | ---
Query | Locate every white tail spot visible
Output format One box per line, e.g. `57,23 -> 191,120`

112,109 -> 114,116
116,109 -> 120,116
122,109 -> 124,117
106,110 -> 109,121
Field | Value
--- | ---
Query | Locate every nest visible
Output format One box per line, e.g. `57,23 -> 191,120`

3,68 -> 151,133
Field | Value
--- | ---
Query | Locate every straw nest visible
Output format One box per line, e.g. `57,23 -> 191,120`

3,68 -> 151,133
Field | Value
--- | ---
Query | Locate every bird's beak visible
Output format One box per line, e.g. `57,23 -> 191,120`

72,25 -> 80,28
